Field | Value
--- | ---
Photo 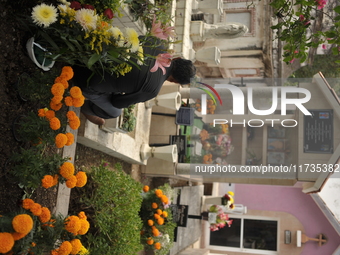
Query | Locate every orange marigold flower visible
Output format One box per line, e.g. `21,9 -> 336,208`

155,189 -> 163,197
45,110 -> 55,120
61,66 -> 74,81
64,96 -> 73,106
59,162 -> 75,179
50,117 -> 61,130
157,218 -> 164,225
75,171 -> 87,187
50,249 -> 58,255
22,198 -> 34,210
12,214 -> 33,234
51,95 -> 63,104
70,239 -> 82,255
51,83 -> 65,96
66,175 -> 77,188
55,133 -> 68,148
156,209 -> 162,215
12,232 -> 26,241
154,242 -> 161,250
160,195 -> 168,204
146,238 -> 154,245
143,185 -> 149,192
54,76 -> 69,89
70,86 -> 82,99
147,220 -> 154,226
39,207 -> 51,223
151,203 -> 158,209
30,203 -> 42,216
69,117 -> 80,130
78,219 -> 90,235
58,241 -> 72,255
78,211 -> 87,220
72,95 -> 85,107
65,132 -> 74,146
154,213 -> 160,220
152,228 -> 160,237
38,108 -> 46,117
42,175 -> 55,189
50,101 -> 63,111
66,110 -> 77,121
53,174 -> 59,186
65,216 -> 81,235
0,232 -> 15,254
162,211 -> 168,218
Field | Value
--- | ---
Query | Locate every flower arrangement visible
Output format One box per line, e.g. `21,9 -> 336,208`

208,204 -> 233,232
140,184 -> 176,255
221,191 -> 235,210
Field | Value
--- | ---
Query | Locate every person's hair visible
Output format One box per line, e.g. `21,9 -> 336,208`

171,59 -> 196,85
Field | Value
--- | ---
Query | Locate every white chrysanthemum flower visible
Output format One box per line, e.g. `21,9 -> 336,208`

75,9 -> 97,31
58,0 -> 70,6
108,27 -> 125,46
124,28 -> 140,52
57,4 -> 68,13
31,3 -> 58,28
137,45 -> 144,65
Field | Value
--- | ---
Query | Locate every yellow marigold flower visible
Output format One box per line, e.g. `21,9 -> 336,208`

12,214 -> 33,234
156,209 -> 162,215
78,219 -> 90,235
124,27 -> 139,52
143,185 -> 149,192
146,237 -> 154,245
72,95 -> 85,107
51,95 -> 63,104
61,66 -> 74,81
38,108 -> 47,117
55,133 -> 68,148
65,132 -> 74,146
30,203 -> 42,216
64,96 -> 73,106
45,110 -> 55,120
78,211 -> 87,220
50,101 -> 63,111
155,189 -> 163,197
66,110 -> 77,120
66,175 -> 77,188
31,3 -> 58,28
22,198 -> 34,210
42,175 -> 55,189
55,76 -> 69,89
70,239 -> 82,255
58,241 -> 72,255
60,162 -> 75,179
154,242 -> 161,250
69,117 -> 80,130
53,174 -> 59,186
154,213 -> 160,220
75,171 -> 87,187
65,216 -> 81,235
147,219 -> 154,226
151,202 -> 158,209
49,117 -> 61,130
157,218 -> 164,225
12,232 -> 26,241
0,232 -> 15,253
39,207 -> 51,223
51,83 -> 65,96
162,211 -> 168,218
70,86 -> 83,99
160,195 -> 168,204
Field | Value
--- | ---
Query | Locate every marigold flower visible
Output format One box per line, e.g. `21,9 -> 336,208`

50,249 -> 59,255
45,110 -> 55,120
42,175 -> 55,189
70,86 -> 83,99
12,214 -> 34,234
78,219 -> 90,235
69,117 -> 80,130
152,228 -> 160,237
22,198 -> 34,210
66,175 -> 77,188
147,220 -> 154,226
55,133 -> 68,148
75,171 -> 87,187
30,203 -> 42,216
154,242 -> 161,250
78,211 -> 87,220
55,76 -> 69,89
31,3 -> 58,28
155,189 -> 163,197
60,162 -> 75,179
51,95 -> 63,104
157,218 -> 164,225
12,232 -> 26,241
162,211 -> 168,218
64,96 -> 73,106
49,117 -> 61,130
160,195 -> 168,204
51,83 -> 65,96
50,101 -> 63,111
58,241 -> 72,255
146,237 -> 154,245
0,232 -> 15,253
156,209 -> 162,215
154,213 -> 160,220
143,185 -> 149,192
65,215 -> 81,235
151,202 -> 158,209
39,207 -> 51,223
67,110 -> 77,120
65,132 -> 74,146
61,66 -> 74,81
70,239 -> 82,255
72,95 -> 85,107
38,108 -> 46,117
53,174 -> 59,186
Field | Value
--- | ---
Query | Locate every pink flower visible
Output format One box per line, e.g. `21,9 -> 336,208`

289,59 -> 295,63
226,220 -> 233,227
316,0 -> 327,9
103,8 -> 114,19
322,44 -> 327,49
151,16 -> 167,40
150,53 -> 172,75
299,15 -> 305,21
163,25 -> 176,39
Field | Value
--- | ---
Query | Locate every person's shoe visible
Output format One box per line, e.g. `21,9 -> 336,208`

82,112 -> 105,126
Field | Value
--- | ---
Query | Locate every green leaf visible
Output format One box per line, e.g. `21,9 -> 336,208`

334,6 -> 340,14
87,54 -> 101,69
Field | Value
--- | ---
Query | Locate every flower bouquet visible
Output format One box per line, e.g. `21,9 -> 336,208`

221,191 -> 235,210
208,205 -> 233,232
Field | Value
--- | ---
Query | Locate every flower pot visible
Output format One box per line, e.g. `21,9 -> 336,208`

145,92 -> 182,110
26,37 -> 55,71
